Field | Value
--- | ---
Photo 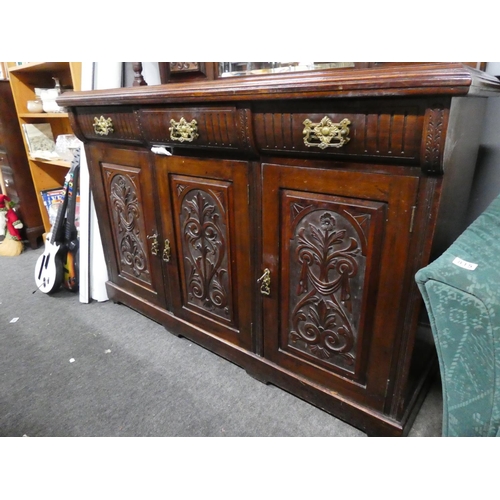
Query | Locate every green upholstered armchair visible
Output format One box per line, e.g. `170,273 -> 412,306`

415,194 -> 500,437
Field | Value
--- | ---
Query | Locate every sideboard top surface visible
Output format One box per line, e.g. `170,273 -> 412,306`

58,63 -> 500,108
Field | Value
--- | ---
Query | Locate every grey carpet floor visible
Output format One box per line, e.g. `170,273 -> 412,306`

0,245 -> 443,437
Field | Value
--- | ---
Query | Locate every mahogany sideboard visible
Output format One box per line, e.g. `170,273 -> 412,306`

58,63 -> 500,436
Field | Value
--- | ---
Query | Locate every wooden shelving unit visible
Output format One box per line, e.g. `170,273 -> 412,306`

7,62 -> 81,232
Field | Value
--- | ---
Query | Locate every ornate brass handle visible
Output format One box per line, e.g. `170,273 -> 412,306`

257,268 -> 271,296
93,116 -> 114,136
169,117 -> 199,143
147,231 -> 159,256
163,239 -> 171,263
303,116 -> 350,149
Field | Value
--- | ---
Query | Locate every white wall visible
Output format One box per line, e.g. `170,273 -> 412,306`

486,62 -> 500,77
79,62 -> 124,304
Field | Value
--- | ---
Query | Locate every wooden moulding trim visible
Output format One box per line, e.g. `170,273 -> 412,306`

420,105 -> 449,175
57,63 -> 500,108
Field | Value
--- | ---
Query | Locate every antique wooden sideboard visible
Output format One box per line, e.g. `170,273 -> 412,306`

58,63 -> 500,436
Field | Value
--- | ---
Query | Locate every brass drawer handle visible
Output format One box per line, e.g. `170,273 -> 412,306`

93,116 -> 114,136
169,117 -> 199,143
163,239 -> 171,262
257,268 -> 271,296
303,116 -> 351,149
147,231 -> 159,256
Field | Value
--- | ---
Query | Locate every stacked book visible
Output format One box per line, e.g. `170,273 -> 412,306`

21,123 -> 59,160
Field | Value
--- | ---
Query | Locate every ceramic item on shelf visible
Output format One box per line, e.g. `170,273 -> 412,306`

53,77 -> 61,92
42,99 -> 67,113
27,99 -> 43,113
55,134 -> 81,161
40,88 -> 66,113
34,87 -> 50,97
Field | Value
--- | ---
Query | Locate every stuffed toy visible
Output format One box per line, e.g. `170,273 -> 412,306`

0,194 -> 24,256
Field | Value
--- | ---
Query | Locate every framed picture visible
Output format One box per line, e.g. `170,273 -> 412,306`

158,62 -> 216,84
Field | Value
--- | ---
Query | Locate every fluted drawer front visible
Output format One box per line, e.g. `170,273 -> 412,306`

252,99 -> 440,164
139,106 -> 241,150
73,106 -> 143,144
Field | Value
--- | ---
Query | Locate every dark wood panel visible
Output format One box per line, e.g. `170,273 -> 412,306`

156,155 -> 253,351
251,97 -> 451,169
261,162 -> 420,410
88,144 -> 166,309
62,63 -> 500,436
139,106 -> 240,150
0,81 -> 43,248
102,164 -> 153,285
74,106 -> 143,144
253,107 -> 424,162
171,175 -> 236,326
280,190 -> 386,379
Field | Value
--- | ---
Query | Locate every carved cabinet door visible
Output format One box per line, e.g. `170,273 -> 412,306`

87,144 -> 167,309
261,162 -> 420,411
155,156 -> 253,351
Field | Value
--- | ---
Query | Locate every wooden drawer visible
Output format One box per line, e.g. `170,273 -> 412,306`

252,99 -> 441,165
138,106 -> 242,151
72,106 -> 144,144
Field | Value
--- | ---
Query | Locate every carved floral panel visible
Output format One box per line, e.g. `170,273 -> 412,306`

103,165 -> 152,286
282,191 -> 385,376
171,175 -> 234,326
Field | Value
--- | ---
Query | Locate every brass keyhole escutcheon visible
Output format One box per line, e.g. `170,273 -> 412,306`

147,231 -> 159,256
163,239 -> 171,263
257,268 -> 271,296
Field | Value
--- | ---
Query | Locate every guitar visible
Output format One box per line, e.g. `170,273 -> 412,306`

34,149 -> 80,294
62,151 -> 80,292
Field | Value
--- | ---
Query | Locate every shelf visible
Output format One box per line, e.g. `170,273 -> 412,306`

19,112 -> 69,119
8,62 -> 81,233
8,62 -> 72,74
28,156 -> 70,168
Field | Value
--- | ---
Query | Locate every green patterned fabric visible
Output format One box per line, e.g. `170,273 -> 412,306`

415,194 -> 500,437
